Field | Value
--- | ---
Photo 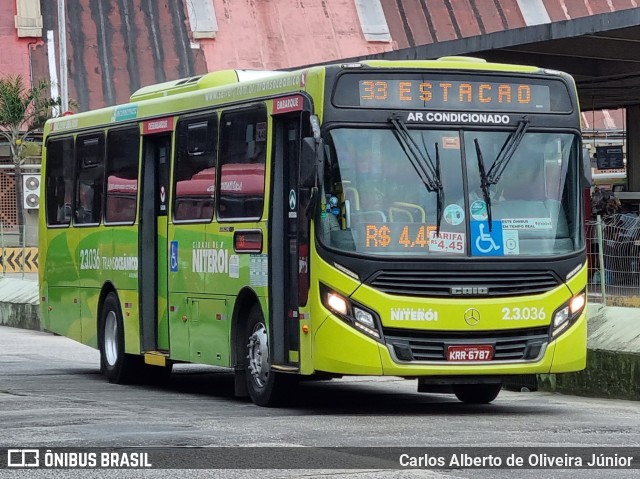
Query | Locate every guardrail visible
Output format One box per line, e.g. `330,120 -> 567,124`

0,247 -> 38,273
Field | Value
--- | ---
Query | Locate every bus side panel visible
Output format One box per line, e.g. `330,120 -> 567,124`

167,218 -> 269,365
41,227 -> 81,341
168,292 -> 190,361
74,225 -> 139,350
119,288 -> 141,355
167,223 -> 207,361
44,229 -> 79,288
157,216 -> 169,350
187,296 -> 229,365
168,223 -> 208,294
47,286 -> 82,343
79,287 -> 100,348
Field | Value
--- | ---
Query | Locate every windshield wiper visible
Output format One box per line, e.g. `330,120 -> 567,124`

389,115 -> 444,233
486,117 -> 530,184
473,117 -> 530,231
434,142 -> 443,235
474,138 -> 493,229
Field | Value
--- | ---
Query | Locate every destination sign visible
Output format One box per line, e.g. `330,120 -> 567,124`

333,74 -> 572,113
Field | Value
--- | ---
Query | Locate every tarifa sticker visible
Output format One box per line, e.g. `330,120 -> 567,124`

470,200 -> 488,220
428,231 -> 465,254
443,204 -> 464,225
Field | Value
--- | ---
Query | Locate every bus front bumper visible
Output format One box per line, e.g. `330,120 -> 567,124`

313,311 -> 587,377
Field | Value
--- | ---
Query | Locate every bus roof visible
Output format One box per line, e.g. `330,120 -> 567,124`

45,57 -> 561,136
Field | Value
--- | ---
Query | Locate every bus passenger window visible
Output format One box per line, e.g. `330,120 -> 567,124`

75,134 -> 105,225
105,127 -> 140,224
45,137 -> 75,226
218,106 -> 267,220
173,115 -> 217,222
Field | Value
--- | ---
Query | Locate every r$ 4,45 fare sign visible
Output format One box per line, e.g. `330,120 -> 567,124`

364,224 -> 464,253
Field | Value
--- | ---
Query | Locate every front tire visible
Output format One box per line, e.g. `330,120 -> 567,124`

453,383 -> 502,404
99,292 -> 141,384
243,304 -> 296,406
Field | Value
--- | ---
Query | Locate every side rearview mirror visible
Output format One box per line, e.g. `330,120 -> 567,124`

582,147 -> 592,187
300,137 -> 317,188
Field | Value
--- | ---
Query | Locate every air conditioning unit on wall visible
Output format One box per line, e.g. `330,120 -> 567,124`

23,173 -> 41,209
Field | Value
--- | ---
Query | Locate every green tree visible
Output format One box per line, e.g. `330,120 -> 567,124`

0,75 -> 62,242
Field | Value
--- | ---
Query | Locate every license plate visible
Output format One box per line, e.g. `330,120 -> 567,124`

447,345 -> 493,361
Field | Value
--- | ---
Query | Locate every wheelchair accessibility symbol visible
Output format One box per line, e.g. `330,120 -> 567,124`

170,241 -> 179,272
471,221 -> 503,257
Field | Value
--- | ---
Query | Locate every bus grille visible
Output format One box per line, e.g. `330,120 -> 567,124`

383,327 -> 549,362
367,270 -> 560,297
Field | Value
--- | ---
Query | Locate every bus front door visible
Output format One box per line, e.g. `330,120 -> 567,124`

139,130 -> 171,353
270,107 -> 310,369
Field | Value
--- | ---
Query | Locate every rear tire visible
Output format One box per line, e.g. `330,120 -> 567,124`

243,304 -> 296,406
99,292 -> 141,384
453,383 -> 502,404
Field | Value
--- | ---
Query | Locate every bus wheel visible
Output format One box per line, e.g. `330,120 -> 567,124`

244,305 -> 294,406
452,383 -> 502,404
99,292 -> 140,384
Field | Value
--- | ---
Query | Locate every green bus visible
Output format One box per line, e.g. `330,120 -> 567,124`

40,57 -> 588,406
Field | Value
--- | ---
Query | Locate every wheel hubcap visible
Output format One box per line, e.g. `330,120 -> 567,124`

246,322 -> 269,388
104,311 -> 118,367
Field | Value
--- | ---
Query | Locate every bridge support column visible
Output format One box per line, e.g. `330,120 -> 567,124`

626,106 -> 640,191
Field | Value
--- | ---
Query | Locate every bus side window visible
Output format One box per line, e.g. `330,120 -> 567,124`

75,133 -> 105,225
45,137 -> 75,226
173,114 -> 217,222
218,106 -> 267,220
105,127 -> 140,224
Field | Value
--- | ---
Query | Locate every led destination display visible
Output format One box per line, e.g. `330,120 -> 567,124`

333,73 -> 573,113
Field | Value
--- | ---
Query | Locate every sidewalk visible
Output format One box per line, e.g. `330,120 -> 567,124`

0,274 -> 39,330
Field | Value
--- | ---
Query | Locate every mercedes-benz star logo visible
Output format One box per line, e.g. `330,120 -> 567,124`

464,308 -> 481,326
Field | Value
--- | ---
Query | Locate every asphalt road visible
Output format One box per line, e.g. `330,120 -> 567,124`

1,325 -> 639,479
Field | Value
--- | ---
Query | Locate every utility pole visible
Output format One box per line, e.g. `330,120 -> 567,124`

58,0 -> 69,112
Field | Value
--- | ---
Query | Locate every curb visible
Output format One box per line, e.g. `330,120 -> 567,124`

0,301 -> 40,331
539,349 -> 640,400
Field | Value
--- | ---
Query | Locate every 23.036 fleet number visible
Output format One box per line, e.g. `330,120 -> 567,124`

501,307 -> 546,321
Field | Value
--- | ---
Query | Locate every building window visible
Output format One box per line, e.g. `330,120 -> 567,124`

354,0 -> 391,42
185,0 -> 219,39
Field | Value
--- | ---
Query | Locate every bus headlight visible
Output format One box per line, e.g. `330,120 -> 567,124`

320,284 -> 381,340
353,307 -> 375,329
552,291 -> 586,338
326,292 -> 348,316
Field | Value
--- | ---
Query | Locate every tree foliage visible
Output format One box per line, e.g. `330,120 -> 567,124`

0,74 -> 63,234
0,75 -> 62,165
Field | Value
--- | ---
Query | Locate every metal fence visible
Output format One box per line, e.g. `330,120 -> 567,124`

587,213 -> 640,304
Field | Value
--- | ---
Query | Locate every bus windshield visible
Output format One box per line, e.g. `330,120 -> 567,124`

319,127 -> 582,257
